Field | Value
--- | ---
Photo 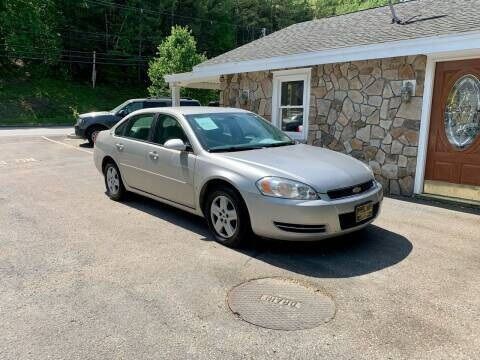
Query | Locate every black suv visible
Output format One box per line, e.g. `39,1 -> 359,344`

74,97 -> 201,144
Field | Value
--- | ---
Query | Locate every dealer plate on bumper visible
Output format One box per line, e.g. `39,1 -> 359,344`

356,202 -> 373,223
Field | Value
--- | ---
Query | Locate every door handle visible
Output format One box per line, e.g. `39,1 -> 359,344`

148,151 -> 158,160
115,143 -> 124,151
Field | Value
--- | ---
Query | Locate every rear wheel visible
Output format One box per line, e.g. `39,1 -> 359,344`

104,162 -> 125,201
205,186 -> 253,248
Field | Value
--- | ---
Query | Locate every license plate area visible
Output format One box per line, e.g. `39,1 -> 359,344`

355,202 -> 373,223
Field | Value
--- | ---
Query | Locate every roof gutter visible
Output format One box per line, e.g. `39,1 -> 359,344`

165,30 -> 480,85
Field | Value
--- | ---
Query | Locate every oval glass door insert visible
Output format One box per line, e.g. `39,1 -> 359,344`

444,74 -> 480,150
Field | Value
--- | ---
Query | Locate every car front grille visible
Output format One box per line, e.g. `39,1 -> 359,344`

274,222 -> 327,233
327,180 -> 375,200
338,202 -> 380,230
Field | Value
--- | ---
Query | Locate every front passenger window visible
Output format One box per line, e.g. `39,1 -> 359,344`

152,115 -> 189,145
123,101 -> 143,115
125,114 -> 155,141
114,120 -> 128,136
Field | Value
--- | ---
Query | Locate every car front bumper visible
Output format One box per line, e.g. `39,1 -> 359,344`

74,125 -> 86,138
244,182 -> 383,241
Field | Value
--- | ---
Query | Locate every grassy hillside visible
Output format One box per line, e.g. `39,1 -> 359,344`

0,78 -> 147,126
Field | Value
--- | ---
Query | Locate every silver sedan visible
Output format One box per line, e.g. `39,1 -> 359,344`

94,107 -> 383,247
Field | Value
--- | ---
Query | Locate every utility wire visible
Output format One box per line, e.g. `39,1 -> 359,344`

4,44 -> 152,59
2,50 -> 150,63
0,52 -> 148,66
0,46 -> 152,63
83,0 -> 269,33
6,28 -> 159,45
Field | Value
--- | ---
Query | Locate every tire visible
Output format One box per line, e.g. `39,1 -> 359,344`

87,126 -> 104,145
104,162 -> 125,201
205,186 -> 253,248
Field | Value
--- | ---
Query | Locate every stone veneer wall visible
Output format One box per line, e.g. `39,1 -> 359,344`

219,55 -> 427,196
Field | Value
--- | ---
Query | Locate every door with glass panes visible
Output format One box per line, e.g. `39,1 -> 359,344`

425,59 -> 480,186
272,71 -> 310,141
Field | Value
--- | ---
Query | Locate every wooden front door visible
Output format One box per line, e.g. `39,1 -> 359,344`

425,59 -> 480,186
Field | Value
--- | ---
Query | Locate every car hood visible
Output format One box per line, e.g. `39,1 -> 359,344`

220,144 -> 374,193
79,111 -> 113,118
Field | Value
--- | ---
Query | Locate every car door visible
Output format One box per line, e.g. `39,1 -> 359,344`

114,113 -> 156,191
142,113 -> 196,208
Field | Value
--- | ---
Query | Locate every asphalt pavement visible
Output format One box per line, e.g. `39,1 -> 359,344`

0,131 -> 478,360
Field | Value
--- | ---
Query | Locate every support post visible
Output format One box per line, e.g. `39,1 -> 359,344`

92,51 -> 97,89
138,8 -> 143,83
171,83 -> 181,107
414,57 -> 436,195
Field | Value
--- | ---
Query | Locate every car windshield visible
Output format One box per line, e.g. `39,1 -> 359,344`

111,100 -> 130,114
184,112 -> 295,152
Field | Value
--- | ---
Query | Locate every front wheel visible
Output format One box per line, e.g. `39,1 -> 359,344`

104,162 -> 125,201
87,126 -> 103,145
205,187 -> 253,248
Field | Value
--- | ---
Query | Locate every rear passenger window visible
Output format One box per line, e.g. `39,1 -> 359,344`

125,114 -> 155,141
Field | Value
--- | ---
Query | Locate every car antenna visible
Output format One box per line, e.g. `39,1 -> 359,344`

388,0 -> 403,24
389,0 -> 421,25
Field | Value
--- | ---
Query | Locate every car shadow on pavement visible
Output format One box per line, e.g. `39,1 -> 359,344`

123,194 -> 412,279
239,226 -> 412,278
122,193 -> 212,238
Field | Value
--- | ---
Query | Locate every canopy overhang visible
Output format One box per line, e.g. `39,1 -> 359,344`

164,73 -> 221,90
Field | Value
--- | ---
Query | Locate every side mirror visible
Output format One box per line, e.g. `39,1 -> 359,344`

117,109 -> 126,117
164,138 -> 187,151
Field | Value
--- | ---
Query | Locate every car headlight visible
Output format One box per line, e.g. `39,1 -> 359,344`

256,177 -> 318,200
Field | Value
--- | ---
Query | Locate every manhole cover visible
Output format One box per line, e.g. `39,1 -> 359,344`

227,277 -> 335,330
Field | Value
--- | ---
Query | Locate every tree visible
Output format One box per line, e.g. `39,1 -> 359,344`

0,0 -> 62,67
2,0 -> 393,86
313,0 -> 388,17
148,26 -> 215,104
233,0 -> 313,41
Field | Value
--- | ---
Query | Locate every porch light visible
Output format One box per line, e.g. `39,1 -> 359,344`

401,81 -> 414,103
239,90 -> 249,105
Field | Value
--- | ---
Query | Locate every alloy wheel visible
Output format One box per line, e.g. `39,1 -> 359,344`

91,130 -> 100,144
210,195 -> 238,239
106,166 -> 120,195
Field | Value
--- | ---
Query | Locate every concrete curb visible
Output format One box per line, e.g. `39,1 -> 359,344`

0,125 -> 73,129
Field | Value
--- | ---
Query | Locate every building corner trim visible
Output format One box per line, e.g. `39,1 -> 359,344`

414,57 -> 436,194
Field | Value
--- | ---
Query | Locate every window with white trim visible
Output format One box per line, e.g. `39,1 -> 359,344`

272,69 -> 311,141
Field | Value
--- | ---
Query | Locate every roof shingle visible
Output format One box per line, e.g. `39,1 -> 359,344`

197,0 -> 480,69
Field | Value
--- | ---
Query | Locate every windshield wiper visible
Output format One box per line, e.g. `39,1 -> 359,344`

209,141 -> 296,153
208,145 -> 264,153
261,141 -> 296,148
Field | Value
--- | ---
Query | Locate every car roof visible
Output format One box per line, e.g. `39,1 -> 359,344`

132,106 -> 250,116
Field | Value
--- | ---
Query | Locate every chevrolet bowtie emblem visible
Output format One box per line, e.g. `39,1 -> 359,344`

352,186 -> 362,194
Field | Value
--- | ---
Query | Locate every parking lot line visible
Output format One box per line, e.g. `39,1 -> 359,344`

41,136 -> 93,154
